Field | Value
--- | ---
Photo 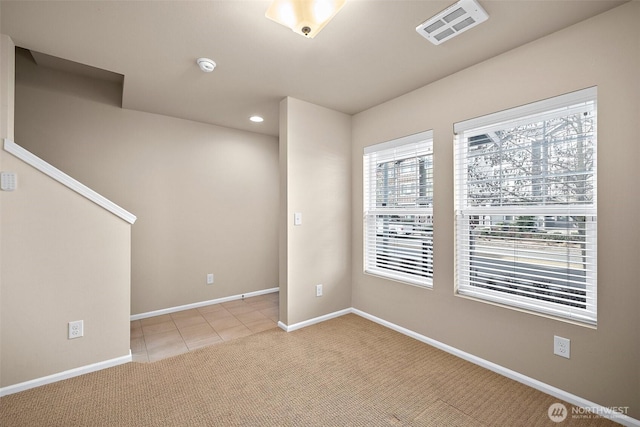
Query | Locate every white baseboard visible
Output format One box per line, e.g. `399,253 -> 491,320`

351,308 -> 639,427
3,306 -> 636,426
278,308 -> 352,332
0,351 -> 132,397
131,287 -> 279,321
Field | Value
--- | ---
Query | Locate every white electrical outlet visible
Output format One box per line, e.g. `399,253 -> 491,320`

68,320 -> 84,339
316,284 -> 323,297
554,335 -> 570,359
207,273 -> 214,285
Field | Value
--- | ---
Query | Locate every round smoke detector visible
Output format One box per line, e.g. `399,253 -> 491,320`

197,58 -> 216,72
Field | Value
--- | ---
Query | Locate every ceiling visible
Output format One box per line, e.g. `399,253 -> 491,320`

0,0 -> 626,136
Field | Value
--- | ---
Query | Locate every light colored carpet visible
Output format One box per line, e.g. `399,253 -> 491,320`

0,314 -> 619,426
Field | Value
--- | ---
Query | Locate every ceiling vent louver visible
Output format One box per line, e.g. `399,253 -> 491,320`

416,0 -> 488,45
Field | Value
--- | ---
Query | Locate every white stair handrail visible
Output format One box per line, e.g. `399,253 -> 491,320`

3,138 -> 136,224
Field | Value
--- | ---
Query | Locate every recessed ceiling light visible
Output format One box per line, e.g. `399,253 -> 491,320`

249,116 -> 264,123
196,57 -> 216,72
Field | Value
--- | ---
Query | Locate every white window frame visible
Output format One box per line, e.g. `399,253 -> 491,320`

454,87 -> 597,325
363,130 -> 434,287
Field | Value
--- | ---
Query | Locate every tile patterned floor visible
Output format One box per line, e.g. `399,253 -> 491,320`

130,292 -> 279,363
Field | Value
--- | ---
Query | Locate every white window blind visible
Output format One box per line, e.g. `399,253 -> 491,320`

364,131 -> 434,287
454,88 -> 597,325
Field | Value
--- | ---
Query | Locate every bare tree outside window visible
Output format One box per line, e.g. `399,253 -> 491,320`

455,89 -> 597,324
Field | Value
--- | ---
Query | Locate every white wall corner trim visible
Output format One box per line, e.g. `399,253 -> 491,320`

130,287 -> 280,321
277,308 -> 352,332
0,352 -> 132,397
351,309 -> 640,427
3,138 -> 137,224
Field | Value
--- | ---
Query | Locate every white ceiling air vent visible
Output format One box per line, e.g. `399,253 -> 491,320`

416,0 -> 488,45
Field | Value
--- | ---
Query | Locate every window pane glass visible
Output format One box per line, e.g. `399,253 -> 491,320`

372,214 -> 433,279
455,89 -> 597,324
466,106 -> 596,207
464,214 -> 592,309
364,131 -> 434,287
375,156 -> 433,208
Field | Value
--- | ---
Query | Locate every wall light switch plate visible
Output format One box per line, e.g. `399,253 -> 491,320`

1,172 -> 17,191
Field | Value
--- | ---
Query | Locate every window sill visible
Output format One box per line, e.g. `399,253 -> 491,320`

454,292 -> 597,329
364,269 -> 433,290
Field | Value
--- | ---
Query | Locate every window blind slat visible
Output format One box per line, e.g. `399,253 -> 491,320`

453,87 -> 597,134
364,130 -> 434,154
364,130 -> 434,287
454,88 -> 597,325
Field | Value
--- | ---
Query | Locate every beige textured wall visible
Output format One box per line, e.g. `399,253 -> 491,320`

280,97 -> 351,326
352,3 -> 639,417
14,55 -> 279,315
0,153 -> 132,386
0,35 -> 14,141
2,33 -> 131,387
278,99 -> 289,325
0,34 -> 16,389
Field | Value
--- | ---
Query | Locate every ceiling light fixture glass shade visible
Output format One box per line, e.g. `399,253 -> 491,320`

265,0 -> 346,38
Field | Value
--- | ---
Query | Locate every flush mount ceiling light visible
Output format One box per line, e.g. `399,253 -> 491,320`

196,57 -> 216,72
249,115 -> 264,123
265,0 -> 346,39
416,0 -> 488,45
